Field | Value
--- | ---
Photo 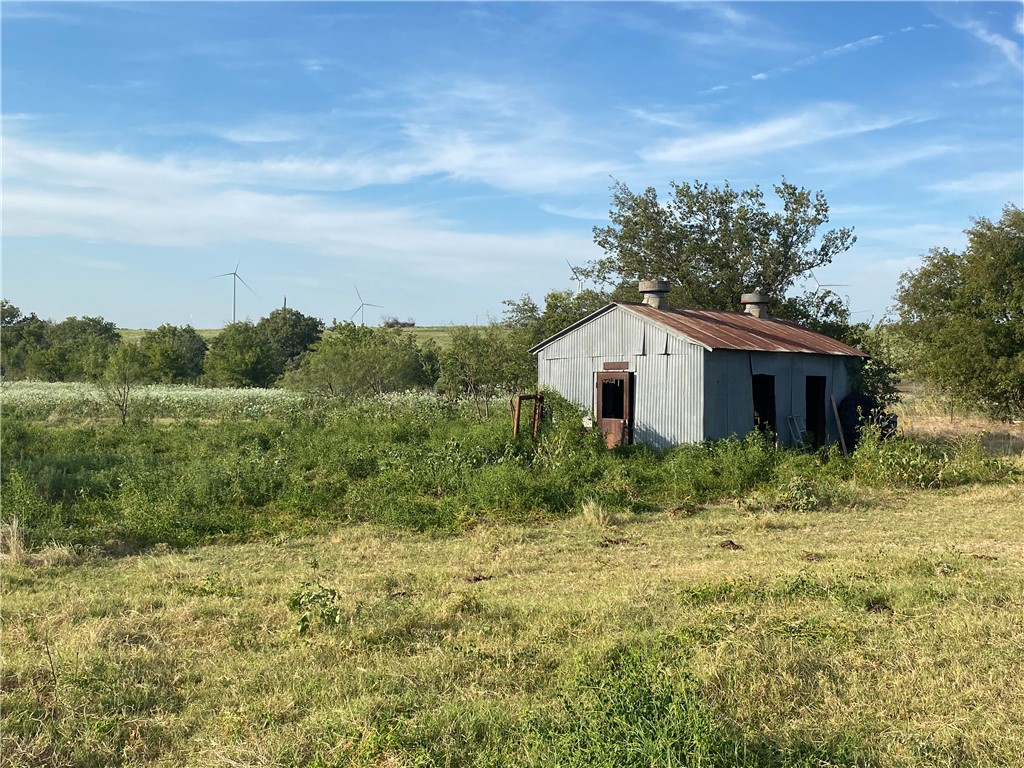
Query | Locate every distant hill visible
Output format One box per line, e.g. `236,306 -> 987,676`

117,328 -> 221,343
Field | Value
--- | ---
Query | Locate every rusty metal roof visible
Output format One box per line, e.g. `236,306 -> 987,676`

530,302 -> 867,357
621,302 -> 867,356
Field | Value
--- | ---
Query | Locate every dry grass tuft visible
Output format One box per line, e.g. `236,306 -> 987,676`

578,498 -> 621,530
0,517 -> 26,566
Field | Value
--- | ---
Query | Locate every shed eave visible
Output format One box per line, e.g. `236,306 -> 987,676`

620,302 -> 868,357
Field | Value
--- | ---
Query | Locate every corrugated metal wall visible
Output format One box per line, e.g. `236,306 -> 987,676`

703,351 -> 854,446
703,350 -> 753,440
635,331 -> 704,447
537,306 -> 705,448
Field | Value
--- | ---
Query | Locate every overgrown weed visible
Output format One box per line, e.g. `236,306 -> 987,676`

1,389 -> 1016,554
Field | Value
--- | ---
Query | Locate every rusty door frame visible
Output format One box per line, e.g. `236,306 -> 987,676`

595,370 -> 635,446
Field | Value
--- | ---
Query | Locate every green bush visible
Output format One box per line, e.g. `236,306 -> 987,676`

544,641 -> 737,767
850,429 -> 1010,489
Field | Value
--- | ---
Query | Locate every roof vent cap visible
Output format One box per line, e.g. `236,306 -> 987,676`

740,290 -> 770,319
639,279 -> 670,309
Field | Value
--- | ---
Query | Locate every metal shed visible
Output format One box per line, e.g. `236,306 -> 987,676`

529,284 -> 867,449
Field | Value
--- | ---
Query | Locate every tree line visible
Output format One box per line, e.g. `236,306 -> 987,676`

3,180 -> 1019,417
0,302 -> 547,401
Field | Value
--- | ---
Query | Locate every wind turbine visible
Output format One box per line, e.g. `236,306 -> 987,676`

846,295 -> 875,324
566,259 -> 585,294
350,285 -> 382,326
807,269 -> 848,296
210,259 -> 258,323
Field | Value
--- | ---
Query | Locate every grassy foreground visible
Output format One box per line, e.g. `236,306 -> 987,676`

3,481 -> 1023,768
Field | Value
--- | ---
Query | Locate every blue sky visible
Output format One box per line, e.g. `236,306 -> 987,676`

3,1 -> 1022,329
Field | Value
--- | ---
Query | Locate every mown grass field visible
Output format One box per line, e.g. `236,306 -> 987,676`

2,383 -> 1022,767
116,325 -> 461,348
116,328 -> 222,344
4,482 -> 1023,767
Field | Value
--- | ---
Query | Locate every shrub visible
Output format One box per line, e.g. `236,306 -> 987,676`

850,428 -> 1009,489
543,641 -> 743,767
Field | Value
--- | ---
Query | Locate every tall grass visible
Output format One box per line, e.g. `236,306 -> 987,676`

1,385 -> 1015,552
3,385 -> 1022,767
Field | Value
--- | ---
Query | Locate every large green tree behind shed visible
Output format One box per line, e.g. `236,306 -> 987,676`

895,204 -> 1024,417
590,178 -> 856,313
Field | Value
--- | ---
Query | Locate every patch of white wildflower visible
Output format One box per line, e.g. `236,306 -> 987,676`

0,381 -> 306,421
0,382 -> 505,421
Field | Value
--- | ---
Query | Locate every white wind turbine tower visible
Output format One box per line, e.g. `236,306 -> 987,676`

566,259 -> 585,293
211,259 -> 258,323
350,285 -> 382,326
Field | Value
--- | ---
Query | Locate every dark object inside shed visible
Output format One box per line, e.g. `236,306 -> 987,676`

752,374 -> 777,436
838,393 -> 898,450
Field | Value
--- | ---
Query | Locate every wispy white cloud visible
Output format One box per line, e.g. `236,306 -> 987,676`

671,3 -> 757,28
5,72 -> 621,196
619,107 -> 696,129
394,77 -> 622,193
605,4 -> 792,53
925,170 -> 1023,195
955,18 -> 1023,69
540,203 -> 608,221
2,136 -> 598,280
752,34 -> 885,81
218,124 -> 308,144
865,223 -> 967,250
1,113 -> 38,123
641,103 -> 916,164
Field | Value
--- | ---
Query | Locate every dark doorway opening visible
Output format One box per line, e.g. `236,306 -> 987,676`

600,378 -> 625,419
752,374 -> 776,436
596,372 -> 634,447
805,376 -> 828,448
